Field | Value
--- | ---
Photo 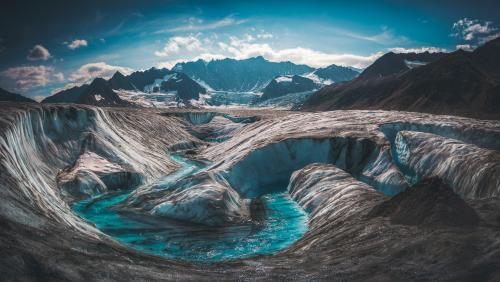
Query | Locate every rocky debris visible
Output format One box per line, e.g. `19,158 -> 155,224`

369,177 -> 479,227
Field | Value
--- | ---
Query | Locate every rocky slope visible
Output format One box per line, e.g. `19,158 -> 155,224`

309,64 -> 359,83
108,71 -> 135,90
0,87 -> 36,103
42,78 -> 131,107
159,72 -> 207,101
302,39 -> 500,119
259,75 -> 318,101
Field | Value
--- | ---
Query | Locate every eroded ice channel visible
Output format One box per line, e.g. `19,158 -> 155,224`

72,153 -> 308,262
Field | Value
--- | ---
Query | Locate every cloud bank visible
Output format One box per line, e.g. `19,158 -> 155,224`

156,33 -> 387,69
69,62 -> 134,84
0,65 -> 63,91
453,18 -> 500,46
27,45 -> 51,61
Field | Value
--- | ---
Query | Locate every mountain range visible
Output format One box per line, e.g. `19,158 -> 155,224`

173,56 -> 359,92
42,77 -> 131,106
302,37 -> 500,119
43,68 -> 207,106
173,56 -> 315,92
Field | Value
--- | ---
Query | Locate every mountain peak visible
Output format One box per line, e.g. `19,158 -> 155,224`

251,55 -> 266,61
112,71 -> 125,79
359,52 -> 408,79
90,77 -> 108,86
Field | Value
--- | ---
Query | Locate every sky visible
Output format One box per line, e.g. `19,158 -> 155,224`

0,0 -> 499,100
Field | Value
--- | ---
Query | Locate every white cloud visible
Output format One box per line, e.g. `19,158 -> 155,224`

218,35 -> 383,68
257,32 -> 273,39
456,44 -> 473,51
389,46 -> 447,53
0,65 -> 61,91
155,31 -> 430,69
156,59 -> 186,70
154,35 -> 204,57
27,45 -> 51,61
67,39 -> 88,50
53,72 -> 65,81
50,82 -> 81,95
69,62 -> 134,84
157,15 -> 247,33
453,18 -> 498,41
260,47 -> 383,68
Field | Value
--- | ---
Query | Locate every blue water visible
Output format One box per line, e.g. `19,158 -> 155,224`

72,154 -> 308,262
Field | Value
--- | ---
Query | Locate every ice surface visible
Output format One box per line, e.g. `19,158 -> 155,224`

394,131 -> 500,199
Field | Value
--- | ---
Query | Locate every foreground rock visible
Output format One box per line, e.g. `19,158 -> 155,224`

369,177 -> 479,227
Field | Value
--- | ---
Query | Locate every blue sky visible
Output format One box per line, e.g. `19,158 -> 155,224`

1,0 -> 499,100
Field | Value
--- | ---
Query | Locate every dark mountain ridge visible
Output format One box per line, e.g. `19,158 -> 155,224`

302,38 -> 500,119
42,78 -> 130,107
313,64 -> 359,82
0,88 -> 36,103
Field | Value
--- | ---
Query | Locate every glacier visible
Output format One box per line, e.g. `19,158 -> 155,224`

1,104 -> 500,280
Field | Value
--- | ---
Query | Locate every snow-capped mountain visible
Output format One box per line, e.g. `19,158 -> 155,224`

304,64 -> 359,85
110,68 -> 207,102
42,77 -> 130,107
259,75 -> 318,101
173,56 -> 314,92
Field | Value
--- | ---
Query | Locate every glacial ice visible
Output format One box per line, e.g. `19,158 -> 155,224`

148,174 -> 250,226
394,131 -> 500,199
57,151 -> 142,201
288,163 -> 384,224
221,137 -> 407,197
2,104 -> 500,276
0,105 -> 196,235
